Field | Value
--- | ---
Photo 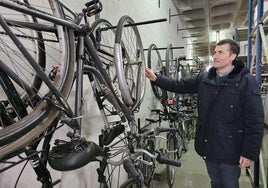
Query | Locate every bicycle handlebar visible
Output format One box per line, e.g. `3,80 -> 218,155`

96,148 -> 181,169
150,108 -> 195,122
139,126 -> 177,138
156,152 -> 181,167
151,109 -> 163,114
133,149 -> 181,168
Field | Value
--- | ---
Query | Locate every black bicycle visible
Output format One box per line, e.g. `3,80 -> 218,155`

0,0 -> 147,186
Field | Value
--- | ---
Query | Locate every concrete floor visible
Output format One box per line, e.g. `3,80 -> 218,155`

151,140 -> 253,188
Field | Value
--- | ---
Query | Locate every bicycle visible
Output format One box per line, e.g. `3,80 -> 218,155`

120,119 -> 181,187
147,106 -> 197,188
0,0 -> 147,186
147,43 -> 166,100
146,43 -> 202,187
0,1 -> 183,188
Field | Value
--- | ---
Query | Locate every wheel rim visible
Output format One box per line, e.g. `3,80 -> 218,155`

0,0 -> 75,157
114,15 -> 145,111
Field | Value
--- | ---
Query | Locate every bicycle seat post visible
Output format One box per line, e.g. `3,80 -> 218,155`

74,36 -> 85,135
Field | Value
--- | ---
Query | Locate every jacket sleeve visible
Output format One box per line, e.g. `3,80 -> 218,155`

153,73 -> 202,94
240,76 -> 264,161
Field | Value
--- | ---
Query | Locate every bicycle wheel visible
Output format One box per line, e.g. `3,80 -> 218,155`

114,15 -> 145,111
188,112 -> 197,139
90,18 -> 127,114
180,120 -> 189,152
165,44 -> 173,78
166,133 -> 177,188
120,177 -> 144,188
147,43 -> 164,99
141,139 -> 155,186
102,138 -> 134,188
180,64 -> 187,78
165,44 -> 176,100
0,0 -> 75,158
185,63 -> 191,77
90,19 -> 116,83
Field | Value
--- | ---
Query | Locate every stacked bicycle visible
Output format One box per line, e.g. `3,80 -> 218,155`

0,0 -> 182,187
146,43 -> 199,185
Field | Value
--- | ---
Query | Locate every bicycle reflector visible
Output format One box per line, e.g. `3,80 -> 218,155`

166,98 -> 176,105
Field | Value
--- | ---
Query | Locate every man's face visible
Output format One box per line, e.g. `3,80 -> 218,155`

213,43 -> 236,70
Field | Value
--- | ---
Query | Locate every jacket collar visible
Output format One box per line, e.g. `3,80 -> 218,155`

207,59 -> 246,79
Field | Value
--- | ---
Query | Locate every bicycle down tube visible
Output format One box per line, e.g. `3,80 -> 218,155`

0,1 -> 162,188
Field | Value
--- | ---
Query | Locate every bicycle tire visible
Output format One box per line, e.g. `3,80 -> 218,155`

147,43 -> 164,99
114,15 -> 145,111
165,44 -> 172,78
0,0 -> 75,159
166,133 -> 176,188
181,65 -> 187,78
186,63 -> 191,77
165,44 -> 176,100
90,18 -> 126,111
84,34 -> 133,122
141,139 -> 155,186
180,121 -> 189,152
120,177 -> 145,188
188,114 -> 197,139
90,18 -> 116,82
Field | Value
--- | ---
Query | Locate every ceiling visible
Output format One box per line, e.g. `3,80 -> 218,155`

172,0 -> 254,59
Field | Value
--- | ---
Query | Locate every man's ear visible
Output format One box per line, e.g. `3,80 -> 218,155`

231,53 -> 237,61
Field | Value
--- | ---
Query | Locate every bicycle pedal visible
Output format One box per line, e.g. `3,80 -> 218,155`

153,173 -> 162,181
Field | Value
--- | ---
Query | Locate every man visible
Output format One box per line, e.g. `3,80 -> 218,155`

145,39 -> 264,188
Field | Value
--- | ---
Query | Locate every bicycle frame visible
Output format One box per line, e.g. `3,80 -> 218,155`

0,0 -> 133,129
0,0 -> 140,184
0,1 -> 161,187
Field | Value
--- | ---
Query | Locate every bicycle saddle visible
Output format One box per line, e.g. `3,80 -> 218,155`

48,138 -> 103,171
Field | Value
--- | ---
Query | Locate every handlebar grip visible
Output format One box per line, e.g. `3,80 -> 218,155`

154,127 -> 178,135
145,118 -> 158,123
101,124 -> 125,145
151,109 -> 162,113
156,153 -> 181,167
123,159 -> 141,182
155,127 -> 177,134
140,127 -> 177,138
183,109 -> 194,113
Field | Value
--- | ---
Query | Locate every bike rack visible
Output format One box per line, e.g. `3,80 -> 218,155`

143,46 -> 184,51
168,8 -> 183,24
103,18 -> 167,30
245,0 -> 268,187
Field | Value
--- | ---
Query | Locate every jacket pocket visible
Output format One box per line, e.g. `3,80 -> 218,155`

218,128 -> 244,139
194,124 -> 205,156
218,93 -> 241,122
214,128 -> 244,163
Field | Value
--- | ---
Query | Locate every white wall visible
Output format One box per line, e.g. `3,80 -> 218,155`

0,0 -> 185,187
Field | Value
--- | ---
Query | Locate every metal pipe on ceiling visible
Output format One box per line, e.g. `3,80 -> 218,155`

247,0 -> 254,69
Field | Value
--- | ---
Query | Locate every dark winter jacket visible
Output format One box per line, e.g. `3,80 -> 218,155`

153,59 -> 264,164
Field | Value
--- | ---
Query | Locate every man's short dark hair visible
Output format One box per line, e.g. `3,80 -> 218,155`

216,39 -> 240,57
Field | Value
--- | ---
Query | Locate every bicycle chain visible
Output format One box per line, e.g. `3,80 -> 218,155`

3,0 -> 59,42
10,0 -> 53,16
0,31 -> 58,42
